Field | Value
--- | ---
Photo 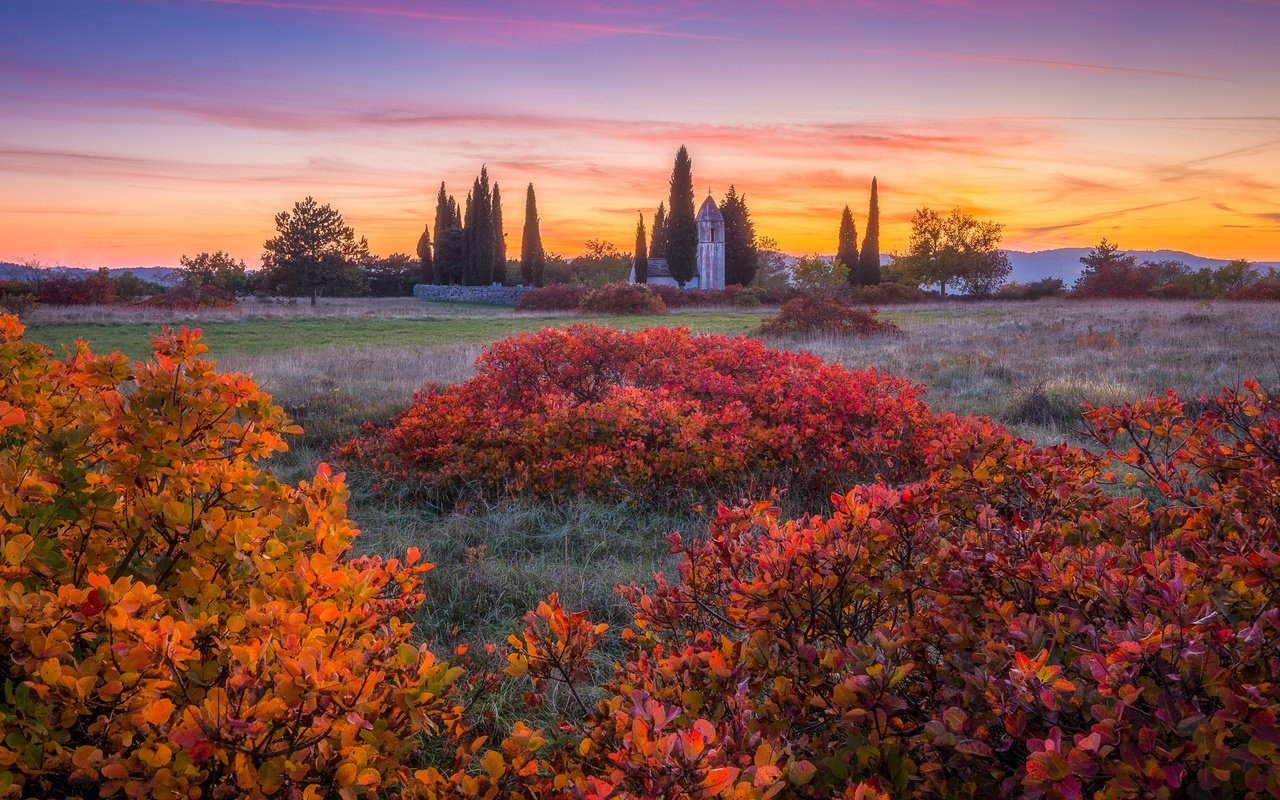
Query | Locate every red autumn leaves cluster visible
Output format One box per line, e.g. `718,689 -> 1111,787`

2,316 -> 1278,798
340,325 -> 926,507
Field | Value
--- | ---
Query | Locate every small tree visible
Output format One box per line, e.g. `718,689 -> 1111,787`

754,235 -> 792,289
521,183 -> 545,287
260,198 -> 369,305
633,213 -> 648,284
178,251 -> 250,294
650,202 -> 668,259
892,207 -> 1010,296
366,253 -> 419,296
416,224 -> 434,284
791,254 -> 848,290
665,146 -> 698,287
837,205 -> 860,285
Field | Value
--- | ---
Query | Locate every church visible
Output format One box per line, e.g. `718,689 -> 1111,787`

629,195 -> 726,289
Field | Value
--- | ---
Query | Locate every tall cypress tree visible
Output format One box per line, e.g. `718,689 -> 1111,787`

837,205 -> 860,285
433,183 -> 464,285
665,146 -> 697,287
650,202 -> 667,259
464,167 -> 495,286
720,185 -> 758,286
855,178 -> 882,285
520,183 -> 545,287
491,182 -> 506,285
463,189 -> 475,285
633,212 -> 648,284
415,223 -> 434,284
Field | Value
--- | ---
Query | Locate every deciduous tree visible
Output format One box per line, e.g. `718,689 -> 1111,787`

892,207 -> 1011,296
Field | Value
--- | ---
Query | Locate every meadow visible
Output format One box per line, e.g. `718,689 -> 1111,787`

21,298 -> 1280,647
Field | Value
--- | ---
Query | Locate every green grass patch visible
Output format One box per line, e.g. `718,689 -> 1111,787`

24,311 -> 771,360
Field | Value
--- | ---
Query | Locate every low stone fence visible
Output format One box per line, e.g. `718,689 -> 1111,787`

413,284 -> 530,305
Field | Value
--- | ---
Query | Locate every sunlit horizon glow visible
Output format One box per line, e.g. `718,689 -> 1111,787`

2,0 -> 1279,268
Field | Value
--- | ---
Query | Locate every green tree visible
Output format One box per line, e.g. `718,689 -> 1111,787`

1213,258 -> 1260,293
178,251 -> 250,294
366,253 -> 419,297
665,146 -> 698,287
837,205 -> 860,286
260,198 -> 369,305
1073,239 -> 1140,297
650,202 -> 667,259
633,213 -> 648,284
520,183 -> 545,287
892,207 -> 1010,296
791,254 -> 847,290
415,224 -> 434,284
753,236 -> 791,289
464,168 -> 496,286
571,240 -> 631,286
491,183 -> 506,285
433,183 -> 464,285
854,178 -> 881,285
720,186 -> 758,286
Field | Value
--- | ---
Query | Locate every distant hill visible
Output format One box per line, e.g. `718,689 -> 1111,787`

0,262 -> 182,286
1002,249 -> 1280,286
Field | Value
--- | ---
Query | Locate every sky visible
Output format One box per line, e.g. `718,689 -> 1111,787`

2,0 -> 1279,268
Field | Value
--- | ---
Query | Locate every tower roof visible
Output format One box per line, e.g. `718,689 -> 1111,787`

696,195 -> 723,222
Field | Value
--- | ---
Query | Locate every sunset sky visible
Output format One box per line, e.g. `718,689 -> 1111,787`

3,0 -> 1279,267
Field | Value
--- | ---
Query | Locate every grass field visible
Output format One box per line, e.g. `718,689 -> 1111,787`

18,297 -> 1280,650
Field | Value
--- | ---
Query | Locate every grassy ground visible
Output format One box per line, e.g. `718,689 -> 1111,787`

20,297 -> 1280,650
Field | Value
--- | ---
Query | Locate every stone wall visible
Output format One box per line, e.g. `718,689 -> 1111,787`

413,284 -> 530,305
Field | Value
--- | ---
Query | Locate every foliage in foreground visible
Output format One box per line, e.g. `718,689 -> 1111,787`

4,314 -> 1280,798
0,317 -> 462,798
340,325 -> 931,507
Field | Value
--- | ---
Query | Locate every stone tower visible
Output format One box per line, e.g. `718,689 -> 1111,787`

696,194 -> 726,289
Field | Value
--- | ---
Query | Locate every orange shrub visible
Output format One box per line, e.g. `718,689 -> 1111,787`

340,325 -> 940,506
577,282 -> 667,315
758,294 -> 901,337
0,316 -> 464,799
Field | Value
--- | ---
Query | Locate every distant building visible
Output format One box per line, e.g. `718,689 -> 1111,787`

630,195 -> 726,289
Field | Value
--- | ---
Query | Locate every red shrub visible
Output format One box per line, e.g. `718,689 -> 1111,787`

649,284 -> 740,308
758,293 -> 901,336
577,282 -> 667,315
36,273 -> 116,305
514,284 -> 588,311
136,284 -> 238,309
1225,276 -> 1280,301
340,325 -> 940,506
467,382 -> 1280,798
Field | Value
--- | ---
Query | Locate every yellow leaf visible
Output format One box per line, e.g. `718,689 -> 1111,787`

480,749 -> 506,781
3,534 -> 33,565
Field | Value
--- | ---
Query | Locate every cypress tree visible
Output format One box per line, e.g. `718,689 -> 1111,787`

467,167 -> 495,286
837,205 -> 860,285
432,183 -> 464,285
491,182 -> 506,285
463,189 -> 475,285
415,223 -> 434,284
665,146 -> 697,287
520,183 -> 545,287
650,202 -> 667,259
855,178 -> 882,285
720,185 -> 758,286
633,212 -> 648,284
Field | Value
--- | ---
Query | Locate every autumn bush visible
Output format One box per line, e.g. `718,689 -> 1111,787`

0,316 -> 466,799
1225,276 -> 1280,301
340,325 -> 937,507
514,284 -> 588,312
36,272 -> 117,305
135,283 -> 239,310
649,284 -> 740,309
473,381 -> 1280,798
758,293 -> 901,337
577,282 -> 667,315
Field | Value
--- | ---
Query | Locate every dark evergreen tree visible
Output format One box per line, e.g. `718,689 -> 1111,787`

415,224 -> 434,284
491,182 -> 506,285
855,178 -> 881,285
464,167 -> 496,286
665,146 -> 697,287
837,205 -> 860,285
650,202 -> 667,259
720,186 -> 758,286
260,197 -> 369,306
633,212 -> 648,284
520,183 -> 546,287
433,183 -> 465,285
